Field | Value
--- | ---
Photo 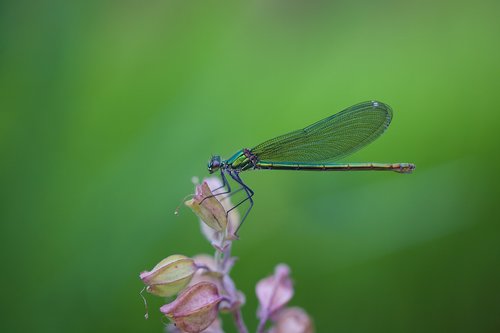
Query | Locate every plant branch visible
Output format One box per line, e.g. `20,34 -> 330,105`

256,316 -> 267,333
232,308 -> 249,333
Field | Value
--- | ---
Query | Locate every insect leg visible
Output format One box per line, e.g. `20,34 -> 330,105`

227,171 -> 254,234
200,169 -> 232,204
210,169 -> 230,194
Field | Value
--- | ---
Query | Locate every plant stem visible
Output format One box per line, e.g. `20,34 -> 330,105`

256,317 -> 267,333
222,241 -> 232,270
232,308 -> 249,333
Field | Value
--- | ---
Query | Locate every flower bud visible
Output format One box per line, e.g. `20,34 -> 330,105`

185,181 -> 227,232
256,264 -> 294,320
269,307 -> 314,333
140,254 -> 196,297
161,281 -> 223,333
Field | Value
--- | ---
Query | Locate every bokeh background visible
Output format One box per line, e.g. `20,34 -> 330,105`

1,0 -> 499,332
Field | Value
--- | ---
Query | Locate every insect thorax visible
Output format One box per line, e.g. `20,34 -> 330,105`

227,148 -> 257,171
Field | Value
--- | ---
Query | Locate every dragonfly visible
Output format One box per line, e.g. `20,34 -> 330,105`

206,101 -> 415,233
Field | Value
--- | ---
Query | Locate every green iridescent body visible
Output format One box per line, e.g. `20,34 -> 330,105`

226,149 -> 251,170
225,149 -> 414,173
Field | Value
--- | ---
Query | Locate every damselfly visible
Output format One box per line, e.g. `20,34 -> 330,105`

207,101 -> 415,232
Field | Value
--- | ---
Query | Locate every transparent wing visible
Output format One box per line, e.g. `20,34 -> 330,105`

252,101 -> 393,163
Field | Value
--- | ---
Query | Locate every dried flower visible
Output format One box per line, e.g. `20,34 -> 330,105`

194,177 -> 241,245
200,316 -> 224,333
166,317 -> 224,333
140,254 -> 196,297
203,177 -> 241,227
269,307 -> 314,333
256,264 -> 294,321
185,181 -> 227,232
161,281 -> 223,333
140,176 -> 314,333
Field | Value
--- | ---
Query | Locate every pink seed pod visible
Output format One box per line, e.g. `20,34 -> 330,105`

161,281 -> 223,333
256,264 -> 294,321
140,254 -> 196,297
185,181 -> 227,232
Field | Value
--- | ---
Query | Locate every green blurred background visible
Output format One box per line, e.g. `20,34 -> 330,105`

1,0 -> 499,332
